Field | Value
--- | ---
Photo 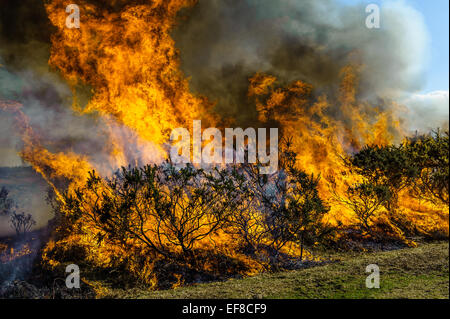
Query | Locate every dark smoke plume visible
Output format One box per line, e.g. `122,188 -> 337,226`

173,0 -> 432,127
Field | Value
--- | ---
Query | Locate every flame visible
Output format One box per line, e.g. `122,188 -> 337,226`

247,67 -> 447,234
1,0 -> 447,286
45,0 -> 215,147
0,244 -> 33,264
0,101 -> 92,199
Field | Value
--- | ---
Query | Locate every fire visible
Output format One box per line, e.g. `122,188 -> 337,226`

0,244 -> 33,264
0,100 -> 92,199
0,0 -> 447,288
246,67 -> 408,229
45,0 -> 215,147
3,0 -> 446,233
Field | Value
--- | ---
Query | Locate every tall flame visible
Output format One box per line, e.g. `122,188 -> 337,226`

45,0 -> 215,146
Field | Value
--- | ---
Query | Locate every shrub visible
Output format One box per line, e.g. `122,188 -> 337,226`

62,162 -> 246,262
10,212 -> 36,237
229,140 -> 330,262
347,144 -> 419,213
335,182 -> 391,234
405,130 -> 449,206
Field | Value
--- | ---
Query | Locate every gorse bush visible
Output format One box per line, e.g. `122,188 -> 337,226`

42,145 -> 330,287
405,130 -> 449,206
41,130 -> 449,288
347,143 -> 419,213
229,140 -> 330,263
336,182 -> 391,234
336,129 -> 449,239
64,163 -> 245,261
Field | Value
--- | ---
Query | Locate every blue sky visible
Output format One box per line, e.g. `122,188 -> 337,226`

408,0 -> 449,92
338,0 -> 449,93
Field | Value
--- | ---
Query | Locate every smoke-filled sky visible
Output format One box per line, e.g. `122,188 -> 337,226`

339,0 -> 449,93
336,0 -> 449,134
0,0 -> 449,168
172,0 -> 448,130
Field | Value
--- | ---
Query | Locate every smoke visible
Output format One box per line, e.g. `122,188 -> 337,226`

0,213 -> 11,236
173,0 -> 431,127
0,111 -> 22,167
0,0 -> 161,235
0,0 -> 439,167
0,167 -> 51,236
402,90 -> 449,132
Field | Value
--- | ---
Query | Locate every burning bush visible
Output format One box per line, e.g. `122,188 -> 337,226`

41,147 -> 332,288
228,141 -> 331,264
334,129 -> 449,240
62,163 -> 244,261
406,130 -> 449,207
347,143 -> 419,211
334,182 -> 391,236
42,164 -> 253,287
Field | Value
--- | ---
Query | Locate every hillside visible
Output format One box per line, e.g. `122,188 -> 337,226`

106,242 -> 449,299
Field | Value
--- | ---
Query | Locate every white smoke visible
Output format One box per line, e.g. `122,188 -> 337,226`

402,90 -> 449,132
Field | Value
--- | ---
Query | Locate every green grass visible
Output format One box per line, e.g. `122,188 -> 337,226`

106,241 -> 449,299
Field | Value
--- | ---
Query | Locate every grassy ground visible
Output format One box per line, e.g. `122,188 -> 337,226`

107,241 -> 449,299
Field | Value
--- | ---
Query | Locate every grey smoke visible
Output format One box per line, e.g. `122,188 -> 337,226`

173,0 -> 432,127
0,0 -> 140,234
402,90 -> 449,132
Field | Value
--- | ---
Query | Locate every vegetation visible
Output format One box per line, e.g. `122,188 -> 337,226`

64,164 -> 244,260
41,145 -> 332,288
228,141 -> 330,265
106,241 -> 449,299
30,129 -> 450,290
345,143 -> 419,223
333,129 -> 449,239
9,212 -> 36,237
405,130 -> 449,206
335,182 -> 391,235
0,186 -> 36,237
